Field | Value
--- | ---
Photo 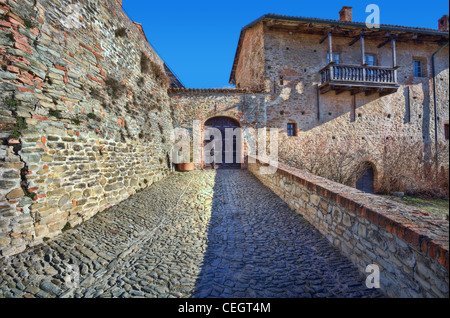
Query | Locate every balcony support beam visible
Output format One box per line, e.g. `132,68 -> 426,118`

335,86 -> 351,95
328,32 -> 333,63
365,88 -> 381,97
348,32 -> 367,80
351,87 -> 366,95
319,29 -> 335,65
378,38 -> 391,48
349,31 -> 366,46
349,35 -> 361,46
392,37 -> 398,83
319,28 -> 334,44
361,35 -> 366,65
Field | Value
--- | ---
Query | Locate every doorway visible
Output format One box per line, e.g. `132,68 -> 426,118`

203,117 -> 241,170
356,166 -> 375,194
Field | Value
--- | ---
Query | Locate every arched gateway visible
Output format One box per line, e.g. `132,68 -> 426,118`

203,117 -> 241,170
356,165 -> 375,194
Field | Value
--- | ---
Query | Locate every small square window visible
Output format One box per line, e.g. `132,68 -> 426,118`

445,124 -> 449,140
413,59 -> 425,77
287,123 -> 297,137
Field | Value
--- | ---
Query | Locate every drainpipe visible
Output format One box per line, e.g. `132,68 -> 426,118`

431,42 -> 449,175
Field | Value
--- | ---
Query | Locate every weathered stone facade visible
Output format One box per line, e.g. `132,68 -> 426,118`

169,88 -> 271,169
170,88 -> 271,129
170,13 -> 449,193
229,13 -> 450,193
264,28 -> 449,190
1,0 -> 173,257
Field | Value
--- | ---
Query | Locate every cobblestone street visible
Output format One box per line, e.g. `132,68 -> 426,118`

0,170 -> 383,298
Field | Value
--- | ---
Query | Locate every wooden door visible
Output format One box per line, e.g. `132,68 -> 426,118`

204,117 -> 241,170
356,167 -> 375,194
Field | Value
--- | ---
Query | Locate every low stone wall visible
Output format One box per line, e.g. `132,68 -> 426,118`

248,156 -> 449,298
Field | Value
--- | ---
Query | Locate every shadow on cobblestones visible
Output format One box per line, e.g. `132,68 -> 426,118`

0,170 -> 384,298
192,170 -> 385,298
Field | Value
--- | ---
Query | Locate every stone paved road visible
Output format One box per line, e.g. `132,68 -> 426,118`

0,170 -> 384,298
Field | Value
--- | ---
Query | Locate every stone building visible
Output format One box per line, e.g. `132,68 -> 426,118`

171,7 -> 449,194
0,0 -> 448,299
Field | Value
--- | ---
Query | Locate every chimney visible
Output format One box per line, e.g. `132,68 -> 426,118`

339,6 -> 353,22
438,15 -> 449,32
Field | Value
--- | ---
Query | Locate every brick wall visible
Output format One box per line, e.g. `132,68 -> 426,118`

248,156 -> 449,298
0,0 -> 173,257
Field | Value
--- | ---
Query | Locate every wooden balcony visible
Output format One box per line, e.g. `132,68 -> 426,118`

319,63 -> 400,96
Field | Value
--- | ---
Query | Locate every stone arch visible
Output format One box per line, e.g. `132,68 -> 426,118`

356,161 -> 378,194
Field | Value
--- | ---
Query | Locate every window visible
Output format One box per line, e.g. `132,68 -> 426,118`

365,54 -> 377,79
327,52 -> 341,64
445,124 -> 449,140
413,59 -> 425,77
365,54 -> 377,66
287,123 -> 297,137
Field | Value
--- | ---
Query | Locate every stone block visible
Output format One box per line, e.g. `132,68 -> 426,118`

2,170 -> 20,179
342,214 -> 352,227
310,194 -> 320,206
358,223 -> 367,238
6,188 -> 24,200
0,236 -> 11,249
0,180 -> 17,189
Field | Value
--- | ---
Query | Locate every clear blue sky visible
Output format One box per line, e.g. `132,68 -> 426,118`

122,0 -> 449,88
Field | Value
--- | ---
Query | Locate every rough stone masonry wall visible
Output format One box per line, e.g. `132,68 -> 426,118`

235,27 -> 449,191
249,157 -> 449,298
170,89 -> 268,129
262,29 -> 449,137
0,0 -> 174,257
263,30 -> 450,189
169,89 -> 270,169
234,22 -> 265,92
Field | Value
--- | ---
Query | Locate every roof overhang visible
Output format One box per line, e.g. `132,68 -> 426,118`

229,14 -> 449,84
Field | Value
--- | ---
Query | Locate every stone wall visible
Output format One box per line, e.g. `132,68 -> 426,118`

260,28 -> 449,136
0,0 -> 173,257
235,24 -> 450,193
233,23 -> 266,91
170,88 -> 268,129
248,156 -> 449,298
169,88 -> 271,169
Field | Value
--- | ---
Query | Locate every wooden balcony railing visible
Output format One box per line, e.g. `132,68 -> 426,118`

320,63 -> 398,86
